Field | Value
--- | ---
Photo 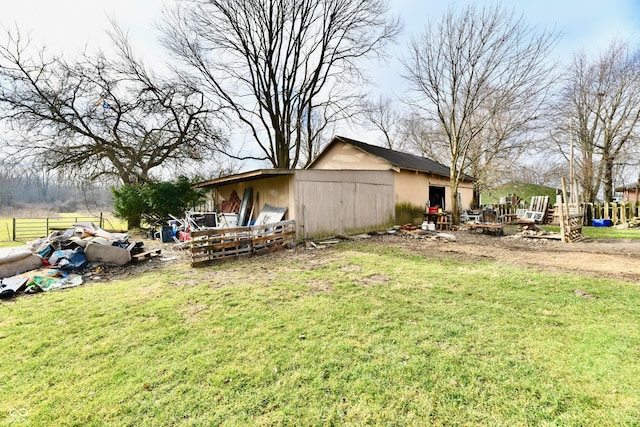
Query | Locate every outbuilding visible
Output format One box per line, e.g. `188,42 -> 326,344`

308,136 -> 476,214
194,136 -> 475,239
194,168 -> 395,239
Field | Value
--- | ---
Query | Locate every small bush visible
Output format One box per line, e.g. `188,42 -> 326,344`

112,177 -> 206,229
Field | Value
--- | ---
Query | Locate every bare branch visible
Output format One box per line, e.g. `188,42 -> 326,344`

402,3 -> 558,221
160,0 -> 401,168
0,25 -> 227,185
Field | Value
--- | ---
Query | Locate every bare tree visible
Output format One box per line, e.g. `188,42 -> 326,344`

554,42 -> 640,202
359,95 -> 405,151
401,112 -> 449,162
0,27 -> 226,187
402,4 -> 558,223
550,52 -> 604,203
506,159 -> 569,189
161,0 -> 400,169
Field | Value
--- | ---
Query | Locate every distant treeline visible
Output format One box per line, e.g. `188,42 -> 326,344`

0,171 -> 113,212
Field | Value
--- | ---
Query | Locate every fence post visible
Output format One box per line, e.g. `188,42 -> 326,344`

12,218 -> 16,241
100,212 -> 103,229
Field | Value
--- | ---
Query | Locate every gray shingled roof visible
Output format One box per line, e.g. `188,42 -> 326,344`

331,136 -> 474,181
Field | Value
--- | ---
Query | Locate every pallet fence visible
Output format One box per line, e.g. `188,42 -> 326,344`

486,201 -> 640,226
190,220 -> 296,267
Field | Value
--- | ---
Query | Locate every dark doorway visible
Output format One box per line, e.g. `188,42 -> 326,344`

429,186 -> 446,210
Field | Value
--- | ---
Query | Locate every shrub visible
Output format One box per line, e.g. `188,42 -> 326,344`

112,177 -> 206,229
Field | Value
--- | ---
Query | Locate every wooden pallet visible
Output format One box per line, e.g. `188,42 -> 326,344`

190,220 -> 296,267
132,249 -> 162,262
529,196 -> 549,213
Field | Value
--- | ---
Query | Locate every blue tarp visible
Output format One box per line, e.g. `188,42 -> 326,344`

48,247 -> 88,271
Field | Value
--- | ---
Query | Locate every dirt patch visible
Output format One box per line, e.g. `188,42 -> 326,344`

103,229 -> 640,285
382,229 -> 640,283
304,279 -> 334,294
357,274 -> 390,286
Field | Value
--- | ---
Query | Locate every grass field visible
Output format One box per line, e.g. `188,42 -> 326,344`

0,213 -> 126,244
541,225 -> 640,240
1,242 -> 638,425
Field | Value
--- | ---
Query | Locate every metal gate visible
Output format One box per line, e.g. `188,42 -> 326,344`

12,214 -> 104,241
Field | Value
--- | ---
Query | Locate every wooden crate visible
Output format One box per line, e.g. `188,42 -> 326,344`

190,220 -> 296,267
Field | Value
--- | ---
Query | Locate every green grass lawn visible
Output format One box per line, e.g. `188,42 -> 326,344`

541,225 -> 640,240
1,242 -> 638,426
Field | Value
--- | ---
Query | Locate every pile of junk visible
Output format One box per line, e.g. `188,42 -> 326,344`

152,205 -> 288,245
0,222 -> 155,299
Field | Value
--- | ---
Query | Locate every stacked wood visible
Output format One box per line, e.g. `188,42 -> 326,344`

190,220 -> 296,267
558,177 -> 583,243
544,206 -> 555,224
550,203 -> 579,225
616,217 -> 640,228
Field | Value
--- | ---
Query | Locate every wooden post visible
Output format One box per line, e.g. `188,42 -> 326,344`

559,177 -> 567,243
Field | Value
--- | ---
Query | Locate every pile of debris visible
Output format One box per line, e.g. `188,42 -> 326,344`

164,205 -> 289,246
615,217 -> 640,229
0,222 -> 159,299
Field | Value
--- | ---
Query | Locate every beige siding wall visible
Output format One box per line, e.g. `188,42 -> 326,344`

311,142 -> 393,170
215,175 -> 295,222
457,181 -> 475,210
209,170 -> 395,238
395,170 -> 431,206
312,141 -> 475,210
395,170 -> 474,210
294,170 -> 395,237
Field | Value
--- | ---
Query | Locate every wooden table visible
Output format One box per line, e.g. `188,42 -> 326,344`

424,212 -> 451,230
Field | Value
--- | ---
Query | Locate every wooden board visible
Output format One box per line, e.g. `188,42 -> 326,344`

522,233 -> 562,240
132,249 -> 162,262
237,188 -> 253,227
191,220 -> 296,267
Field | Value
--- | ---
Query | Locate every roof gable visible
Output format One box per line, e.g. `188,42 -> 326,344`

309,135 -> 474,181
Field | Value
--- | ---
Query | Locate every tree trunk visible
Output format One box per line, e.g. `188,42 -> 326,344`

602,152 -> 615,202
128,214 -> 142,230
450,171 -> 461,225
275,131 -> 291,169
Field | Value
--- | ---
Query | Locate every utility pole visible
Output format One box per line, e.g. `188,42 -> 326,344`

569,117 -> 576,204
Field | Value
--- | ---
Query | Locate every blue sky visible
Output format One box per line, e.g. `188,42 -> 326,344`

3,0 -> 639,72
373,0 -> 640,95
2,1 -> 640,167
393,0 -> 640,56
3,0 -> 639,103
